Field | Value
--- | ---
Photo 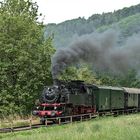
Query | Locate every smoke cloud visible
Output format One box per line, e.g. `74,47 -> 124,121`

51,29 -> 140,79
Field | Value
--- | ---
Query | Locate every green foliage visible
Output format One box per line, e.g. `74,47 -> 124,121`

45,4 -> 140,48
59,65 -> 140,88
96,70 -> 140,88
118,70 -> 140,88
59,65 -> 101,84
98,13 -> 140,37
96,73 -> 120,86
0,0 -> 54,117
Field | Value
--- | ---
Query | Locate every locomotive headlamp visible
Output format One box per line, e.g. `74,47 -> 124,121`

32,110 -> 38,115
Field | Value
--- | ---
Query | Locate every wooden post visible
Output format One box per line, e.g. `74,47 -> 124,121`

30,112 -> 32,128
80,116 -> 82,122
89,113 -> 92,119
45,119 -> 48,126
29,119 -> 32,129
58,118 -> 61,125
70,116 -> 72,123
10,121 -> 13,132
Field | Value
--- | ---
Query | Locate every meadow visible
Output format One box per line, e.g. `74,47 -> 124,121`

0,114 -> 140,140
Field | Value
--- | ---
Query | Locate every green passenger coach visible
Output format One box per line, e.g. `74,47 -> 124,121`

93,86 -> 124,111
123,87 -> 140,109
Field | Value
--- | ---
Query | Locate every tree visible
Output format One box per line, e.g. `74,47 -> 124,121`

118,70 -> 140,88
96,70 -> 140,88
58,65 -> 101,85
0,0 -> 54,117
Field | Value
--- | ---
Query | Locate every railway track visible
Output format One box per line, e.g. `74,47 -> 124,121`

0,108 -> 139,133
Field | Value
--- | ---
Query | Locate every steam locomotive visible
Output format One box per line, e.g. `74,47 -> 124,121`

33,80 -> 140,124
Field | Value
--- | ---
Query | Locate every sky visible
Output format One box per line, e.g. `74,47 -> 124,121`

34,0 -> 140,24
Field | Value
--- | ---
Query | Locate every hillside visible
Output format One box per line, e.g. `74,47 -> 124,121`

44,4 -> 140,48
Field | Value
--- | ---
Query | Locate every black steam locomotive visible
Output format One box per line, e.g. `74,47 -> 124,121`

33,80 -> 140,123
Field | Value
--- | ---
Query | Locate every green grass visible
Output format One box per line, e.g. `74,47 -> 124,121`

0,114 -> 140,140
0,121 -> 30,128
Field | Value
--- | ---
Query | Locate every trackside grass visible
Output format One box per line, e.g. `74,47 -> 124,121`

0,117 -> 40,129
0,114 -> 140,140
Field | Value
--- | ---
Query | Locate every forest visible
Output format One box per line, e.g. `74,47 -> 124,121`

0,0 -> 140,117
45,4 -> 140,48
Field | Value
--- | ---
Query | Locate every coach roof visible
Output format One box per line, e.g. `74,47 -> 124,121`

123,87 -> 140,94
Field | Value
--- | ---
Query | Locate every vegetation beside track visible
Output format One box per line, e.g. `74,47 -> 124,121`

0,117 -> 40,129
0,114 -> 140,140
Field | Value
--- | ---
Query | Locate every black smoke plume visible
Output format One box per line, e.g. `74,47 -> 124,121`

51,29 -> 140,79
